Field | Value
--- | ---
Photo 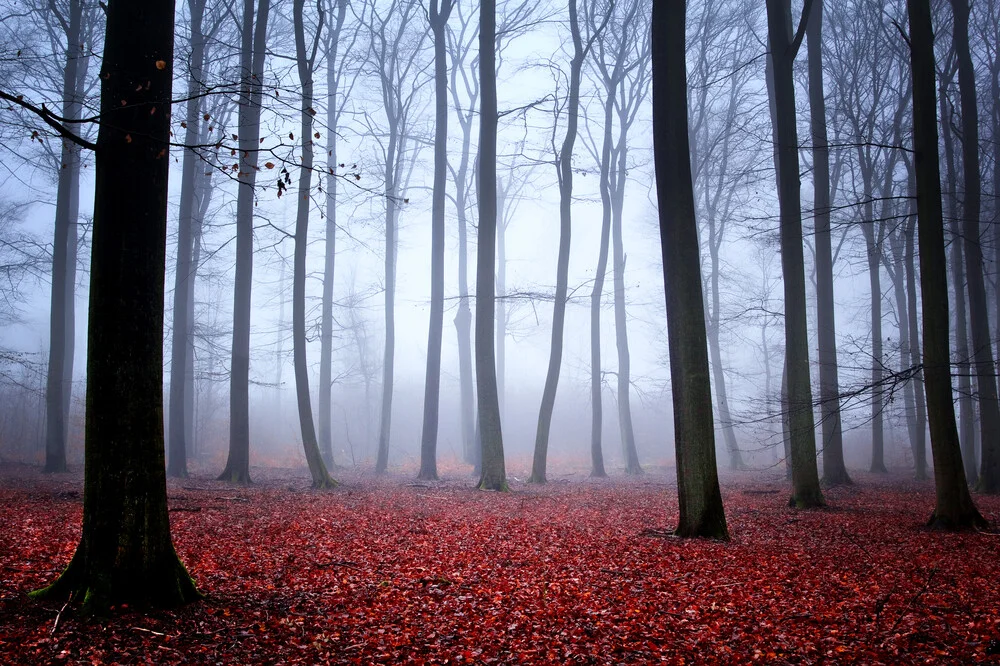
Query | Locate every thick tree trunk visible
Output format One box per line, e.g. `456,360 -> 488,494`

476,0 -> 506,491
905,0 -> 985,529
529,0 -> 585,484
167,0 -> 207,479
30,0 -> 200,613
765,0 -> 823,507
44,0 -> 85,474
651,0 -> 727,539
806,0 -> 849,485
418,0 -> 453,481
220,0 -> 270,485
951,0 -> 1000,494
291,0 -> 336,489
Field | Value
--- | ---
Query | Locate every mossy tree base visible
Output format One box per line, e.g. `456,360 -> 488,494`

926,509 -> 989,531
788,492 -> 826,509
30,544 -> 201,616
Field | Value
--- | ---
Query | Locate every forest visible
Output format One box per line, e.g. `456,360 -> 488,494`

0,0 -> 999,662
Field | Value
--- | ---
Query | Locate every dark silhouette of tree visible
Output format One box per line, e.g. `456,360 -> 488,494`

806,0 -> 850,485
651,0 -> 728,539
904,0 -> 986,529
764,0 -> 824,507
950,0 -> 1000,494
29,0 -> 201,613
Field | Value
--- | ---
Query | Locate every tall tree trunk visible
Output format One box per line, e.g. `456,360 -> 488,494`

904,178 -> 928,480
940,82 -> 976,483
951,0 -> 1000,493
862,195 -> 887,473
611,155 -> 641,475
374,136 -> 398,475
476,0 -> 506,490
44,0 -> 85,474
418,0 -> 454,481
905,0 -> 985,529
765,0 -> 823,507
589,92 -> 614,479
220,0 -> 271,485
806,0 -> 849,485
291,0 -> 336,489
30,0 -> 200,612
318,0 -> 347,472
529,0 -> 585,484
495,184 -> 508,425
167,0 -> 207,479
651,0 -> 727,539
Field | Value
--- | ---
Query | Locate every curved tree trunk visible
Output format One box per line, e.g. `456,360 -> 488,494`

530,0 -> 586,484
31,0 -> 200,612
291,0 -> 336,489
589,92 -> 614,479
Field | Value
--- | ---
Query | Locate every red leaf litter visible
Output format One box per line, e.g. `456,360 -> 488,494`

1,464 -> 998,665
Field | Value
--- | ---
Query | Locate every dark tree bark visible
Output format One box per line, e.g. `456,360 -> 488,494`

30,0 -> 200,613
167,0 -> 209,479
806,0 -> 849,485
765,0 -> 824,507
44,0 -> 87,474
905,0 -> 986,529
939,72 -> 976,482
651,0 -> 727,540
220,0 -> 270,485
903,170 -> 928,480
476,0 -> 506,491
951,0 -> 1000,493
418,0 -> 455,481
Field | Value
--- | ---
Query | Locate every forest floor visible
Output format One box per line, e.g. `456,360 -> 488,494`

0,461 -> 999,665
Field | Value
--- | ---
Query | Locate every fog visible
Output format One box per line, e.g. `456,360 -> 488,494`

1,0 -> 992,483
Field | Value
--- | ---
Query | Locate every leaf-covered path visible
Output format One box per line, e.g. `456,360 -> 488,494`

1,465 -> 998,664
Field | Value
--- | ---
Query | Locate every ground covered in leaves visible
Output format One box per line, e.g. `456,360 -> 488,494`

1,462 -> 999,664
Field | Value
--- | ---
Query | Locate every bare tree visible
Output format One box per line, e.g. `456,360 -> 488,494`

764,0 -> 824,507
477,0 -> 507,490
364,0 -> 430,474
652,0 -> 727,539
904,0 -> 986,529
220,0 -> 272,485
